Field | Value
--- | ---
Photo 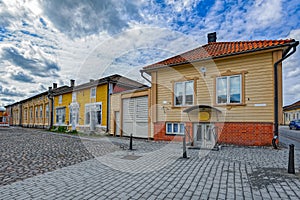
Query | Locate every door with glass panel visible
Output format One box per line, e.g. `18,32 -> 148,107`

194,123 -> 215,149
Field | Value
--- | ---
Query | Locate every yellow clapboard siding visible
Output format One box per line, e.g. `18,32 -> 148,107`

54,92 -> 72,125
76,84 -> 108,126
110,93 -> 121,134
156,52 -> 276,123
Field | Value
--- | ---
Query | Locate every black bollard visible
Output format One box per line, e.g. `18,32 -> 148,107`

183,134 -> 187,158
129,134 -> 133,150
288,144 -> 295,174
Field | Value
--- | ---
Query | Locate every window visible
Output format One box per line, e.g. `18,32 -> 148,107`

166,123 -> 185,134
24,109 -> 27,121
85,103 -> 102,125
72,92 -> 77,102
58,95 -> 62,104
174,81 -> 194,106
40,106 -> 43,119
216,75 -> 241,104
35,107 -> 38,120
90,87 -> 96,98
56,107 -> 66,124
70,108 -> 79,125
45,104 -> 49,119
30,108 -> 33,121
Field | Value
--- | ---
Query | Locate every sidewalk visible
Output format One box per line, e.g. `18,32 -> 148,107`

0,133 -> 299,199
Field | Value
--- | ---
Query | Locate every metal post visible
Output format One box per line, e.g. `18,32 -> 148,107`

129,134 -> 133,150
288,144 -> 295,174
183,133 -> 187,158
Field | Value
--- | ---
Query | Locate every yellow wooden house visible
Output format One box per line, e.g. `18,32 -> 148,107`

283,100 -> 300,125
70,74 -> 145,133
141,32 -> 299,146
52,82 -> 74,128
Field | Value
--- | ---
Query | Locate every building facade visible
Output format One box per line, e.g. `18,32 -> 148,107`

141,33 -> 298,146
5,74 -> 145,134
0,106 -> 9,127
110,87 -> 150,138
283,100 -> 300,125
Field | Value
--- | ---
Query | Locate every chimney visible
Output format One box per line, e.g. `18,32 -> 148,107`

48,87 -> 52,91
90,79 -> 94,82
53,83 -> 57,89
70,79 -> 75,87
208,32 -> 217,43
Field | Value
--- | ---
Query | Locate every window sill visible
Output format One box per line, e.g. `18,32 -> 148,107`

166,133 -> 184,136
214,103 -> 246,107
171,105 -> 194,109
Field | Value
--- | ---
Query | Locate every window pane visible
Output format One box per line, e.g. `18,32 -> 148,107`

86,112 -> 90,124
62,109 -> 65,123
230,76 -> 241,103
173,123 -> 179,133
167,123 -> 172,133
174,83 -> 183,106
180,124 -> 185,133
217,77 -> 227,104
97,110 -> 101,125
185,81 -> 194,105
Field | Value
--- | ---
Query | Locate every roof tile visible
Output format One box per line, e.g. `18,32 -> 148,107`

143,39 -> 295,70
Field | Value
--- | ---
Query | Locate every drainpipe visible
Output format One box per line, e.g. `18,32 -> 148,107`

106,79 -> 111,133
47,87 -> 54,130
140,71 -> 151,84
272,41 -> 299,149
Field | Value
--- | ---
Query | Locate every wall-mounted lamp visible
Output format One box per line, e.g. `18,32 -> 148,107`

200,66 -> 206,77
162,101 -> 170,114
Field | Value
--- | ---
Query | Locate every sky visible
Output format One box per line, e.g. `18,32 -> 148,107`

0,0 -> 299,106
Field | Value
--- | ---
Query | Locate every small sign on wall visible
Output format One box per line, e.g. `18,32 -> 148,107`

198,112 -> 210,121
254,104 -> 267,107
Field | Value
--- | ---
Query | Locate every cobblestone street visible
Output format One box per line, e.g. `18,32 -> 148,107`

1,127 -> 300,199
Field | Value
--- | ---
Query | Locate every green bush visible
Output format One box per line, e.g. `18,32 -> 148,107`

57,126 -> 67,133
66,129 -> 78,134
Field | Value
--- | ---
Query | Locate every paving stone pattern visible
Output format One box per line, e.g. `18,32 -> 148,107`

1,127 -> 300,199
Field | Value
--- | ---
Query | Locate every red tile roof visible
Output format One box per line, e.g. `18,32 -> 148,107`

143,39 -> 295,70
283,100 -> 300,111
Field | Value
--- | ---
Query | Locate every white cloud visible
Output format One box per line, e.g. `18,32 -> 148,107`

0,0 -> 299,106
282,28 -> 300,106
247,0 -> 283,27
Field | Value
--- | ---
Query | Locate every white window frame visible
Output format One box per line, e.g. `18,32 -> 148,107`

72,92 -> 77,102
45,104 -> 49,119
40,105 -> 43,120
166,122 -> 185,135
174,80 -> 194,106
24,109 -> 27,121
84,102 -> 102,126
90,87 -> 96,98
56,107 -> 66,125
30,107 -> 33,121
216,74 -> 242,105
69,108 -> 79,125
35,107 -> 38,120
58,95 -> 62,104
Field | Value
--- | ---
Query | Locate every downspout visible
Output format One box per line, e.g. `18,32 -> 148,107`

47,87 -> 54,130
106,79 -> 110,133
272,41 -> 299,149
140,70 -> 151,84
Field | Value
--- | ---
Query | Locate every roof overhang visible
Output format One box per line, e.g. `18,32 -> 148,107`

141,43 -> 293,73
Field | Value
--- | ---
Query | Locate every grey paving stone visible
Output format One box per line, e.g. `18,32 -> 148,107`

1,127 -> 300,200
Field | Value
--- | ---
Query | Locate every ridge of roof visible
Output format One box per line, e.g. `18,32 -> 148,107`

142,39 -> 296,70
73,74 -> 145,91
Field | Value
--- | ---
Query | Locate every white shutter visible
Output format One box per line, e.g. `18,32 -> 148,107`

122,96 -> 148,138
